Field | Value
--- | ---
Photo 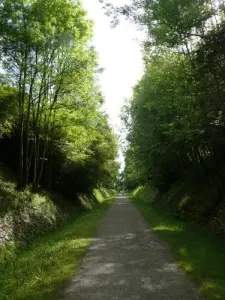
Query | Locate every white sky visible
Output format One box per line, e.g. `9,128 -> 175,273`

83,0 -> 144,129
82,0 -> 145,168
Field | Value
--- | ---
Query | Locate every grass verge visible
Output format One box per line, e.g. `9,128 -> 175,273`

0,197 -> 115,300
130,186 -> 225,300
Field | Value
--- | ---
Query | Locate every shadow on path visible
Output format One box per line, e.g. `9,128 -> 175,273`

61,197 -> 201,300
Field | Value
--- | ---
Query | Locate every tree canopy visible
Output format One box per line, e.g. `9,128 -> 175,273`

122,0 -> 225,199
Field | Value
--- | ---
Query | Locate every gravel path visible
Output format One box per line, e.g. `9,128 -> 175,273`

62,196 -> 201,300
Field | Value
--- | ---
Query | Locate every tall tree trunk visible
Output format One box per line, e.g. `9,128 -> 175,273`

24,55 -> 38,186
32,135 -> 37,192
17,47 -> 28,190
37,142 -> 48,187
47,151 -> 53,190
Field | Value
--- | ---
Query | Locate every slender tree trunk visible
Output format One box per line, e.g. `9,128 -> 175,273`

32,134 -> 41,192
47,151 -> 53,190
196,146 -> 209,178
32,135 -> 37,192
24,54 -> 38,186
37,142 -> 48,187
17,47 -> 28,190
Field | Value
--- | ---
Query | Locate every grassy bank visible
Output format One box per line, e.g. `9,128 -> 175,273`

130,186 -> 225,300
0,160 -> 116,246
0,196 -> 115,300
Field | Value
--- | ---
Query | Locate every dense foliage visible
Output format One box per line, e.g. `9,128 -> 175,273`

0,0 -> 119,200
122,0 -> 225,203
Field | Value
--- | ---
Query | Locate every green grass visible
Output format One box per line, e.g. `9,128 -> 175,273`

93,188 -> 114,203
0,197 -> 115,300
130,186 -> 225,300
0,162 -> 74,220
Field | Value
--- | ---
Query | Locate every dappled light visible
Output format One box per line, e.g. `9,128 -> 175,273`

1,199 -> 115,300
62,198 -> 200,300
153,225 -> 183,233
0,0 -> 120,296
122,5 -> 225,299
2,0 -> 225,300
131,188 -> 225,300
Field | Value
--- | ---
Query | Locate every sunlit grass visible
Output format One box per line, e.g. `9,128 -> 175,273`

93,188 -> 113,203
130,187 -> 225,300
0,198 -> 115,300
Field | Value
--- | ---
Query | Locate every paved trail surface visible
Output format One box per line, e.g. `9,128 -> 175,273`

62,197 -> 201,300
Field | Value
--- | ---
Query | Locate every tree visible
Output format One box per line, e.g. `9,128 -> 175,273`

0,0 -> 119,197
122,0 -> 225,208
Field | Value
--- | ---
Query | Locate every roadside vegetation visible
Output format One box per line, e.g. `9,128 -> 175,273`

0,0 -> 119,199
0,1 -> 119,297
0,1 -> 119,236
0,196 -> 115,300
130,186 -> 225,300
118,2 -> 225,234
114,2 -> 225,299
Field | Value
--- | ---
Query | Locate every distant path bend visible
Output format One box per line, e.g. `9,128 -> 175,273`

62,197 -> 201,300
